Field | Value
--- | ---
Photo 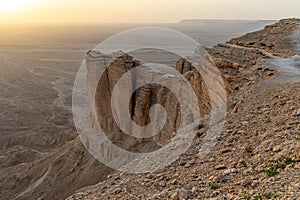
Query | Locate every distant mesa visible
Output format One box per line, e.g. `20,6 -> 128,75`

179,19 -> 277,24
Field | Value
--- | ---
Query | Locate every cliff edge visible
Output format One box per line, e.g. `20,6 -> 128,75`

67,18 -> 300,200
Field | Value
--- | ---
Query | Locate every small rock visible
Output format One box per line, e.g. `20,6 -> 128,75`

293,109 -> 300,117
232,62 -> 240,69
113,188 -> 122,194
170,192 -> 179,200
215,164 -> 227,170
191,187 -> 197,194
251,180 -> 260,187
211,191 -> 219,197
171,179 -> 178,185
178,188 -> 189,200
151,193 -> 161,200
159,181 -> 166,187
213,174 -> 228,183
223,168 -> 238,175
179,161 -> 187,166
237,159 -> 247,167
242,178 -> 252,187
184,163 -> 190,168
226,129 -> 233,133
272,145 -> 282,152
294,163 -> 300,169
221,148 -> 231,154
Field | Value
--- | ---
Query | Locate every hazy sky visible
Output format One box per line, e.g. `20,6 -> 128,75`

0,0 -> 299,23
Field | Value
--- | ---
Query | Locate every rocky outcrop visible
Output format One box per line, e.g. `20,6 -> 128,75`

208,43 -> 276,93
227,18 -> 299,57
85,51 -> 212,150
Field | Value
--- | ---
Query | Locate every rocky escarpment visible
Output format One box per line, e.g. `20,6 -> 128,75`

67,19 -> 300,200
1,19 -> 298,200
85,52 -> 212,150
227,19 -> 299,57
208,43 -> 275,93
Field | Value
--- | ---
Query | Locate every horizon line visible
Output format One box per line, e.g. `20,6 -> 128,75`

1,17 -> 295,25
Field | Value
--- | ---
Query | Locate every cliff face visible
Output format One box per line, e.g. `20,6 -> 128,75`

67,19 -> 300,200
85,52 -> 212,150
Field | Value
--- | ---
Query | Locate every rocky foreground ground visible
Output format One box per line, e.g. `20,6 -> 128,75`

67,19 -> 300,200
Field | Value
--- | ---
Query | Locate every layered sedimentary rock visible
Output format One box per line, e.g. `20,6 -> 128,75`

85,51 -> 212,149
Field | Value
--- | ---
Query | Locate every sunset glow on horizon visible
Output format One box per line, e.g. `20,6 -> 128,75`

0,0 -> 299,24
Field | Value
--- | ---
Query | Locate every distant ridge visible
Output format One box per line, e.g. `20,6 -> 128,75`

180,19 -> 276,24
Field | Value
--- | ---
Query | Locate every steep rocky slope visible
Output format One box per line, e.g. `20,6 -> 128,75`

68,83 -> 300,200
67,19 -> 300,200
227,19 -> 298,57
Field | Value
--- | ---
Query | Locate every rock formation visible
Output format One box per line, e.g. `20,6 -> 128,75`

85,51 -> 212,150
67,18 -> 300,200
